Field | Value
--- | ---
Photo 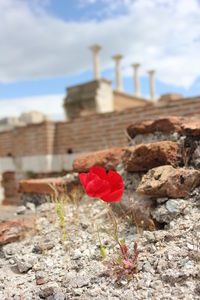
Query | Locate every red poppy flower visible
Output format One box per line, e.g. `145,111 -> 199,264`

79,166 -> 124,203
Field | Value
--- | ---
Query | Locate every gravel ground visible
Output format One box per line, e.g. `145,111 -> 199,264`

0,192 -> 200,300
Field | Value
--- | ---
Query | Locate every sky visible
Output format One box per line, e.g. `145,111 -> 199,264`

1,0 -> 200,120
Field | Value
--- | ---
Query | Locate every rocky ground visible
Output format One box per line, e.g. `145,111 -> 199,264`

2,116 -> 200,299
0,190 -> 200,300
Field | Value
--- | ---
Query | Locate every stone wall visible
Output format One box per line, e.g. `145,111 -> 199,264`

0,96 -> 199,161
0,95 -> 199,199
113,90 -> 150,111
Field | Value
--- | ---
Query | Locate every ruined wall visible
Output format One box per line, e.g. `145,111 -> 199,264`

1,96 -> 200,205
0,96 -> 200,160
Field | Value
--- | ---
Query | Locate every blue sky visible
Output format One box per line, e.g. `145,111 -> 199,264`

1,0 -> 200,119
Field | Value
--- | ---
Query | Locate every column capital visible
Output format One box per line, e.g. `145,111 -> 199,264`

90,44 -> 102,53
148,69 -> 155,75
112,54 -> 123,61
132,63 -> 140,69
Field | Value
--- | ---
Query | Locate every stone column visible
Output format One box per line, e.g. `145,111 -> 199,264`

90,44 -> 102,80
132,63 -> 140,97
148,70 -> 156,101
112,54 -> 123,92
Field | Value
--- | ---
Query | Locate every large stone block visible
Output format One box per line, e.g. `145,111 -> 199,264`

19,174 -> 82,195
127,116 -> 200,139
73,148 -> 125,173
137,165 -> 200,198
123,141 -> 181,172
19,178 -> 67,195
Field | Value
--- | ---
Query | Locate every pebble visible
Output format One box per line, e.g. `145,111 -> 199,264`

53,292 -> 65,300
156,197 -> 168,204
32,238 -> 54,253
36,278 -> 48,285
165,199 -> 180,214
39,283 -> 58,298
15,256 -> 33,273
76,275 -> 90,288
16,205 -> 26,215
26,202 -> 36,212
73,249 -> 82,260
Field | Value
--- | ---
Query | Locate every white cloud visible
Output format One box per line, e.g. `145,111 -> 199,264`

0,0 -> 200,88
0,95 -> 65,120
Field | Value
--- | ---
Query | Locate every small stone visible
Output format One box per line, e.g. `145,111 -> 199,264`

32,238 -> 54,254
15,256 -> 33,273
35,271 -> 46,280
143,261 -> 152,273
9,258 -> 15,265
156,197 -> 168,204
73,249 -> 82,260
36,278 -> 48,285
143,231 -> 155,243
16,206 -> 26,215
120,279 -> 128,286
39,284 -> 58,298
26,202 -> 36,212
165,200 -> 180,214
76,275 -> 90,288
187,243 -> 198,251
53,292 -> 65,300
151,205 -> 173,224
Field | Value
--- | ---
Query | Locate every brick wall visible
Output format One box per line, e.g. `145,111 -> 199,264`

54,96 -> 200,154
1,172 -> 20,205
0,96 -> 200,158
0,122 -> 55,157
0,130 -> 12,157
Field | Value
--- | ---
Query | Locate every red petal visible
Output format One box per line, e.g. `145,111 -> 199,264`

86,177 -> 110,198
90,166 -> 107,180
107,170 -> 124,191
79,172 -> 110,198
100,170 -> 124,202
79,173 -> 88,188
101,188 -> 123,202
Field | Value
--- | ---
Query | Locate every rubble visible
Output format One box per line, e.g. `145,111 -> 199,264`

127,116 -> 200,138
0,195 -> 199,299
1,115 -> 200,298
137,165 -> 200,198
0,218 -> 34,246
123,141 -> 181,172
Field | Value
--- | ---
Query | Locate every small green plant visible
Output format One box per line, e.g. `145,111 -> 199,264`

48,183 -> 67,243
97,225 -> 107,259
56,198 -> 67,242
104,240 -> 138,279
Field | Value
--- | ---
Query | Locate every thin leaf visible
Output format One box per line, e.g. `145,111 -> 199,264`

100,245 -> 107,259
